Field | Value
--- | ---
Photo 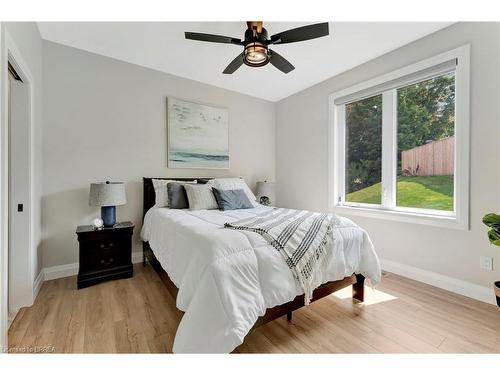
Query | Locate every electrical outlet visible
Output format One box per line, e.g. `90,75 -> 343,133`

480,256 -> 493,271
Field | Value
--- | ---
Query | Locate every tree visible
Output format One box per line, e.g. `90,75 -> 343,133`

346,95 -> 382,192
397,73 -> 455,152
346,73 -> 455,193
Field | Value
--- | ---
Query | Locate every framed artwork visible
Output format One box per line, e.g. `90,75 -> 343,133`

167,97 -> 229,169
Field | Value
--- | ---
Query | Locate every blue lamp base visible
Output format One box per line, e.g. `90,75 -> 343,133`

101,206 -> 116,228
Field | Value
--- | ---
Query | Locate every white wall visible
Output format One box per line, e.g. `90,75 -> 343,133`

42,41 -> 276,268
276,23 -> 500,292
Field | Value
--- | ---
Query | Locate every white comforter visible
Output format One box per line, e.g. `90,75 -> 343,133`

141,206 -> 381,353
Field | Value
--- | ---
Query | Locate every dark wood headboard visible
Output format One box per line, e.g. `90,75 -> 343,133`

142,177 -> 212,221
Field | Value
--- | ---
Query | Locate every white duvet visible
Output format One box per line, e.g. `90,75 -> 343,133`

141,205 -> 381,353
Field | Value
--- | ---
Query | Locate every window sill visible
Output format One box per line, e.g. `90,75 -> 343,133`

330,204 -> 468,230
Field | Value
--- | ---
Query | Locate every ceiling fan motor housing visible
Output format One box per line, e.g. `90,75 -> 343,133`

244,27 -> 268,43
243,27 -> 271,67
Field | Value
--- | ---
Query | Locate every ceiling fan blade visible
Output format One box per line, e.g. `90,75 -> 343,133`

185,32 -> 243,45
269,50 -> 295,74
223,53 -> 244,74
269,22 -> 329,45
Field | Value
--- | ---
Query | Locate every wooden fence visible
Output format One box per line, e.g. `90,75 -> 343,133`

401,136 -> 454,176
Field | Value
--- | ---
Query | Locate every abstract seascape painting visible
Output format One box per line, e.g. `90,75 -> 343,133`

167,97 -> 229,169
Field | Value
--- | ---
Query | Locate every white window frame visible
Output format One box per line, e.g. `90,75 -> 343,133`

329,45 -> 470,230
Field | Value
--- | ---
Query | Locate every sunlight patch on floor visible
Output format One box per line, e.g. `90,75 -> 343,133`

331,286 -> 398,305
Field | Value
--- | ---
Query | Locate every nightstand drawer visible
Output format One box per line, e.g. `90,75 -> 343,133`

79,238 -> 131,272
95,251 -> 118,270
94,238 -> 120,252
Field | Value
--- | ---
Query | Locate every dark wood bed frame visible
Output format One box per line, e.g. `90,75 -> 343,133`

142,177 -> 365,329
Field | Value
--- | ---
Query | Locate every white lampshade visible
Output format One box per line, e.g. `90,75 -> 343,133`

256,181 -> 275,198
89,182 -> 127,207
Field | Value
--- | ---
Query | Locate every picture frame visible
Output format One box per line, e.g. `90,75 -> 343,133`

167,97 -> 229,169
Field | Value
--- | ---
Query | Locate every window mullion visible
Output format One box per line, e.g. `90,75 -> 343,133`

381,90 -> 397,209
336,105 -> 346,205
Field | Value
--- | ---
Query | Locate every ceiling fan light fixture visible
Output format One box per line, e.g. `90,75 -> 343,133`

243,42 -> 270,67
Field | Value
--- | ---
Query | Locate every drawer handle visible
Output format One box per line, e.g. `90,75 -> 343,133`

99,242 -> 114,250
100,257 -> 114,266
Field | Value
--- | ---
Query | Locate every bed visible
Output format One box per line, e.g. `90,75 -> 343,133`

141,177 -> 381,353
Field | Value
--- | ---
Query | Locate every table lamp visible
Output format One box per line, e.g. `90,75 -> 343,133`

89,181 -> 127,227
256,181 -> 275,206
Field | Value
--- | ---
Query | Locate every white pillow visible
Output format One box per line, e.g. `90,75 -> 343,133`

152,179 -> 196,207
207,178 -> 257,206
183,184 -> 218,210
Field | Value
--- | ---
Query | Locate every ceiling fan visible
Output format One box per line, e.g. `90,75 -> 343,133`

185,22 -> 329,74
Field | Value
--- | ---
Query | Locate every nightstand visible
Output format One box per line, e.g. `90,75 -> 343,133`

76,221 -> 134,289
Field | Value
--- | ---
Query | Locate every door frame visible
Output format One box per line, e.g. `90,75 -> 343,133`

0,25 -> 36,349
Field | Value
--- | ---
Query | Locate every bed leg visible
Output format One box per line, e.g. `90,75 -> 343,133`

142,247 -> 147,267
353,274 -> 365,302
286,311 -> 292,322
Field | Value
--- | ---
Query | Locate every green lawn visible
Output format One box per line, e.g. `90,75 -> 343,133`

345,175 -> 454,211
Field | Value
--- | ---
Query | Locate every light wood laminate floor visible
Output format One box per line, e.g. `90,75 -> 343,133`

8,264 -> 500,353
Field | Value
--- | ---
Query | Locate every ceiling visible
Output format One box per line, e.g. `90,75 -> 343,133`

37,22 -> 453,102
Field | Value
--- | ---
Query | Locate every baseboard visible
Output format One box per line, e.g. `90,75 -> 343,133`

43,262 -> 79,281
43,251 -> 143,281
7,272 -> 44,325
33,270 -> 44,299
8,311 -> 18,329
381,258 -> 496,305
132,251 -> 143,264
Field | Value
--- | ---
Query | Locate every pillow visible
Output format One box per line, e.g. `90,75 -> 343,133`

212,188 -> 254,211
183,184 -> 219,210
207,178 -> 257,206
152,179 -> 196,207
167,182 -> 190,209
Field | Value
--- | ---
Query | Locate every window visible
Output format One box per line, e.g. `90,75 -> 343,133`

345,95 -> 382,205
396,73 -> 455,212
330,46 -> 470,229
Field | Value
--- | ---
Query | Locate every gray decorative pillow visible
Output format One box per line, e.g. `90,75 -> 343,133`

207,177 -> 258,207
184,184 -> 219,210
213,188 -> 254,211
152,179 -> 196,207
167,182 -> 189,209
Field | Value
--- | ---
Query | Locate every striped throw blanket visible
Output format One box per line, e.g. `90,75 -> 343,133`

224,208 -> 339,304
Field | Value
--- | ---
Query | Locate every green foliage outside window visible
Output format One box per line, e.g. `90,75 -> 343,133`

346,95 -> 382,194
345,73 -> 455,195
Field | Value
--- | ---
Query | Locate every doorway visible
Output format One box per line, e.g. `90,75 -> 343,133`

7,58 -> 32,324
